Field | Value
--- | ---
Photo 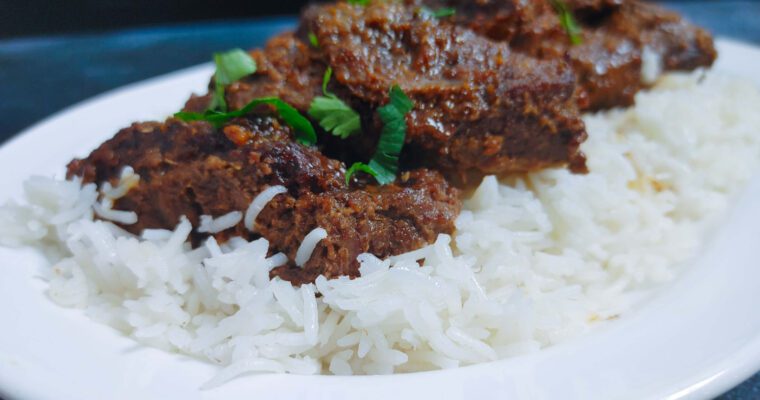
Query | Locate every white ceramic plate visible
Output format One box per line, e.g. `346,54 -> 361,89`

1,39 -> 759,400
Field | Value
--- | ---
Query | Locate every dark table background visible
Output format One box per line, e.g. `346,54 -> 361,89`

0,1 -> 759,398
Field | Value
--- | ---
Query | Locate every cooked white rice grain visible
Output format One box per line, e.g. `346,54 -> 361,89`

101,166 -> 140,200
93,199 -> 138,225
244,185 -> 287,231
641,46 -> 664,85
295,227 -> 328,267
198,211 -> 243,234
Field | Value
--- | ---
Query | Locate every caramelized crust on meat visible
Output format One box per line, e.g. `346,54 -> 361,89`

67,118 -> 460,284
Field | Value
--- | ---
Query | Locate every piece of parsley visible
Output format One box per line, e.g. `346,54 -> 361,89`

550,0 -> 583,45
175,97 -> 316,146
208,49 -> 257,112
346,85 -> 413,185
308,32 -> 319,48
308,67 -> 362,139
345,162 -> 379,185
421,6 -> 456,18
347,0 -> 370,5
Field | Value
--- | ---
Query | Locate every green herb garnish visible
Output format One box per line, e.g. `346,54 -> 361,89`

421,6 -> 456,18
345,163 -> 379,185
308,67 -> 362,139
346,85 -> 413,185
550,0 -> 583,45
208,49 -> 257,112
176,97 -> 316,146
347,0 -> 370,5
308,32 -> 319,48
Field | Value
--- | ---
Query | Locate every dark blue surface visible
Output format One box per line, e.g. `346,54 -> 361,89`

0,17 -> 296,140
0,3 -> 759,399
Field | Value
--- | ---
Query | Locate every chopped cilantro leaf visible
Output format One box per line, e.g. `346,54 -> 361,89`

322,66 -> 334,97
345,162 -> 381,185
308,67 -> 362,139
550,0 -> 583,45
208,49 -> 257,112
308,32 -> 319,48
420,6 -> 456,18
176,97 -> 316,146
345,85 -> 413,185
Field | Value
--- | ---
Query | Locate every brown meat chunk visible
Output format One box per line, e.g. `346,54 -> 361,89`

66,118 -> 460,285
603,1 -> 717,71
306,2 -> 588,181
418,0 -> 716,110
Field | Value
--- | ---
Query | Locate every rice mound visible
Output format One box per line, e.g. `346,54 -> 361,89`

2,71 -> 760,386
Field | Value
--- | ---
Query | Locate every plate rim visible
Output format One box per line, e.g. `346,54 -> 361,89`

1,37 -> 759,400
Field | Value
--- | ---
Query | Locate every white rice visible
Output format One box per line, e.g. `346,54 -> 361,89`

641,47 -> 664,85
101,166 -> 140,200
1,71 -> 760,386
198,211 -> 243,234
244,185 -> 287,231
295,228 -> 328,266
93,166 -> 141,224
93,199 -> 138,225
